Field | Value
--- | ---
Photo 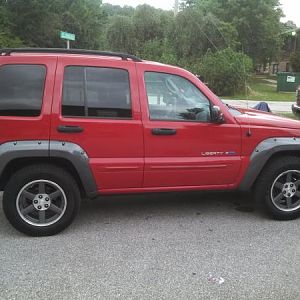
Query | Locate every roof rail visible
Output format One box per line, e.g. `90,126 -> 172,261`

0,48 -> 143,62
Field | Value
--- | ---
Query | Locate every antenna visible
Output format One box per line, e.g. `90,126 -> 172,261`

242,46 -> 252,137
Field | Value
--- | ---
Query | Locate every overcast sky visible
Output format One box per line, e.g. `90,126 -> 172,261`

103,0 -> 300,27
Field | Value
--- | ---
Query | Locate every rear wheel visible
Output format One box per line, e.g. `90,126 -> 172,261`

255,156 -> 300,220
3,164 -> 81,236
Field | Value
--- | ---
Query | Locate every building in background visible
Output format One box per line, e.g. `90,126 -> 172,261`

258,28 -> 299,75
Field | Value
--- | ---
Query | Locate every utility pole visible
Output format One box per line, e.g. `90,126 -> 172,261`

174,0 -> 179,16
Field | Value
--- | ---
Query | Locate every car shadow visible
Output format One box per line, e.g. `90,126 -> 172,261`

76,190 -> 258,223
0,190 -> 259,237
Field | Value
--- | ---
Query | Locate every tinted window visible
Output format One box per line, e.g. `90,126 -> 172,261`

0,65 -> 46,116
145,72 -> 211,122
62,66 -> 132,118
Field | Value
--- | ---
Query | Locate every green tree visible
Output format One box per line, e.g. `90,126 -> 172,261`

133,5 -> 164,44
180,0 -> 196,9
106,16 -> 137,53
102,3 -> 134,17
196,0 -> 283,65
281,21 -> 298,55
290,52 -> 300,72
5,0 -> 59,47
0,2 -> 22,47
168,7 -> 238,60
137,38 -> 177,65
198,48 -> 253,96
58,0 -> 107,49
0,0 -> 288,71
5,0 -> 106,49
282,20 -> 297,32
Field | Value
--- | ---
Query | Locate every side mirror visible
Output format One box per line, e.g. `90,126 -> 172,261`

211,106 -> 225,124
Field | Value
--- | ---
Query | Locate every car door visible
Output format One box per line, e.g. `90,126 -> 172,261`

51,56 -> 144,191
137,63 -> 242,189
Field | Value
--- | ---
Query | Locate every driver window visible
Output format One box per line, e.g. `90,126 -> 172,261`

145,72 -> 211,122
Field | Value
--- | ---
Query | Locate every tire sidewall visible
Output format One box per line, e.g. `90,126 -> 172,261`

3,166 -> 80,236
260,160 -> 300,220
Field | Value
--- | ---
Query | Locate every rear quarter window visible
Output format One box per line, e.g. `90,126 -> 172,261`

0,64 -> 46,117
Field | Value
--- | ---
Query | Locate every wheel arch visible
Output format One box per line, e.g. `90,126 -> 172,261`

0,157 -> 84,196
239,137 -> 300,191
0,141 -> 98,198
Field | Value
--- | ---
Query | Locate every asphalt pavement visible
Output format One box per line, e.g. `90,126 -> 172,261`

0,191 -> 299,299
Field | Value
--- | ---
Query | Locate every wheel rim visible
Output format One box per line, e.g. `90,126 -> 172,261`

271,170 -> 300,212
16,180 -> 67,227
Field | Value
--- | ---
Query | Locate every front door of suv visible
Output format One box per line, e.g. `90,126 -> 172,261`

51,56 -> 144,191
137,64 -> 242,189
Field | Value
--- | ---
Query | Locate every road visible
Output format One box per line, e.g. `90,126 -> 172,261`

223,99 -> 295,113
0,191 -> 299,300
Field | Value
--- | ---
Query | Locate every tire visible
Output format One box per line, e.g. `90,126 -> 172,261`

3,164 -> 81,236
254,156 -> 300,220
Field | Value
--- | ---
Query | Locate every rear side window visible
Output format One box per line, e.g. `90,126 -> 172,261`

0,65 -> 46,117
62,66 -> 132,119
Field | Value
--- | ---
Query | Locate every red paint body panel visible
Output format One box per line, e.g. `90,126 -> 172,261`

144,156 -> 241,187
236,109 -> 300,130
235,110 -> 300,158
89,158 -> 143,189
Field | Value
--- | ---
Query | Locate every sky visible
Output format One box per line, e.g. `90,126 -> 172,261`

103,0 -> 300,27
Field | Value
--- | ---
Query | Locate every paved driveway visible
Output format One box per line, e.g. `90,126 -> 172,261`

223,99 -> 294,113
0,191 -> 299,299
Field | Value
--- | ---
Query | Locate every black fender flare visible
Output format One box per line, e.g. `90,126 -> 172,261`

239,137 -> 300,191
0,140 -> 98,197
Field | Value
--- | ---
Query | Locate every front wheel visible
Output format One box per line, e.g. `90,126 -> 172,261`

3,164 -> 81,236
255,156 -> 300,220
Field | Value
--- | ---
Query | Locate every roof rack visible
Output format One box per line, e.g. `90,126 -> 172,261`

0,48 -> 143,62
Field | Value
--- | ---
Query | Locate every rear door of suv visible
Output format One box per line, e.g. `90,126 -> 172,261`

0,55 -> 56,144
51,55 -> 144,192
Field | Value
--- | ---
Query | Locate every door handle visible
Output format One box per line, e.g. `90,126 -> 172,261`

152,128 -> 177,136
57,125 -> 84,133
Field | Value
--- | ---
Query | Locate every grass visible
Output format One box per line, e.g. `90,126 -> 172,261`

223,75 -> 295,102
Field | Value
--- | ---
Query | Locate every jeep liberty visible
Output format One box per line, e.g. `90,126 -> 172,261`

1,48 -> 300,236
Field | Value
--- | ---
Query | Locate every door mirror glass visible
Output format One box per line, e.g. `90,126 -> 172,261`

211,106 -> 225,123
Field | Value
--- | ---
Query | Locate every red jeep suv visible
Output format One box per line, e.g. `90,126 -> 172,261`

1,48 -> 300,236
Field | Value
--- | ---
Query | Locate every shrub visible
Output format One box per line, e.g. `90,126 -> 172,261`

197,48 -> 253,96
